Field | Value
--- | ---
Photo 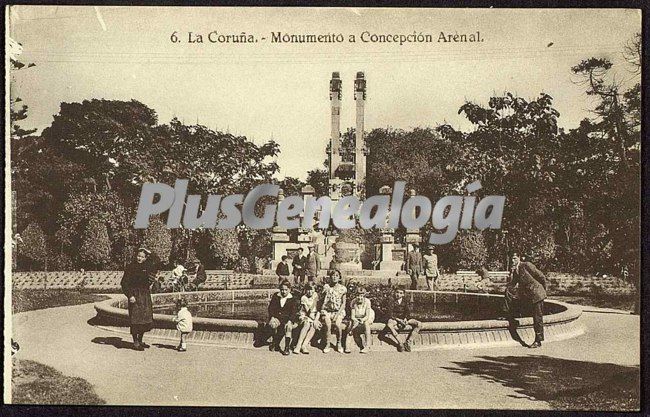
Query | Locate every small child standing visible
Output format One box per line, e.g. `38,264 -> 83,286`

173,298 -> 193,352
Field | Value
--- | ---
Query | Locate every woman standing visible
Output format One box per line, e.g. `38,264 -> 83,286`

121,248 -> 157,351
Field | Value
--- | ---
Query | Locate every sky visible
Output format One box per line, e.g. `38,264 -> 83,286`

8,6 -> 641,180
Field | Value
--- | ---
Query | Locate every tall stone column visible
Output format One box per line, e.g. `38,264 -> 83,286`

328,72 -> 343,203
405,188 -> 423,248
298,185 -> 315,244
271,189 -> 290,269
329,72 -> 342,180
378,185 -> 402,271
354,71 -> 367,198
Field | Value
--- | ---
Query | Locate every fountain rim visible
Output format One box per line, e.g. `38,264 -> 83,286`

94,289 -> 582,333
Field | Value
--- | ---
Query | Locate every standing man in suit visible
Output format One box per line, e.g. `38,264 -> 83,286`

507,253 -> 547,348
305,245 -> 321,283
292,248 -> 306,284
406,244 -> 423,290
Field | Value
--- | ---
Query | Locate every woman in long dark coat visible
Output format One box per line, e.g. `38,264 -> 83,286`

121,248 -> 157,350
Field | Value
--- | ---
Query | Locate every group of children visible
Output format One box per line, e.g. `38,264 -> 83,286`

267,270 -> 421,355
169,269 -> 421,354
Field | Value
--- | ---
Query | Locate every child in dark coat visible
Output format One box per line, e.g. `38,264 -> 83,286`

267,279 -> 299,355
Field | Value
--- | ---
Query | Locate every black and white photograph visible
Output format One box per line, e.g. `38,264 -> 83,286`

5,6 -> 642,410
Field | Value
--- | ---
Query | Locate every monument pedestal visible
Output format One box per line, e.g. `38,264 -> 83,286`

270,227 -> 290,270
379,260 -> 403,271
405,229 -> 422,247
330,240 -> 363,272
378,228 -> 403,272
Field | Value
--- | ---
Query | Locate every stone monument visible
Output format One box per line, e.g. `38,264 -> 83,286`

270,71 -> 404,274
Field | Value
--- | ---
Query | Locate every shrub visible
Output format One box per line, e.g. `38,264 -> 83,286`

50,252 -> 73,271
451,230 -> 488,271
19,222 -> 48,270
590,282 -> 605,296
142,216 -> 172,265
235,257 -> 251,273
209,229 -> 240,269
79,217 -> 111,269
566,281 -> 584,294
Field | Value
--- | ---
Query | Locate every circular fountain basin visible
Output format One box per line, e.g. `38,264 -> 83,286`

94,289 -> 584,350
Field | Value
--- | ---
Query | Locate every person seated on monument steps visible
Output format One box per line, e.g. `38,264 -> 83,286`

319,269 -> 347,353
293,283 -> 321,354
267,279 -> 300,356
344,285 -> 375,354
379,286 -> 421,352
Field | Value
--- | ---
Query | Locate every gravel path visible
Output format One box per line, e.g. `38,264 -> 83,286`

10,300 -> 639,408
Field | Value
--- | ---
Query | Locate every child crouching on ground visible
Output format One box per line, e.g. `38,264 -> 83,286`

173,298 -> 193,352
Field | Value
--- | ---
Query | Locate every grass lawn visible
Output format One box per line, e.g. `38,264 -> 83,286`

551,294 -> 637,312
12,289 -> 110,314
11,359 -> 105,405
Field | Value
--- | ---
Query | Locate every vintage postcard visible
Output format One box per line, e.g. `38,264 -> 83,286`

5,6 -> 641,410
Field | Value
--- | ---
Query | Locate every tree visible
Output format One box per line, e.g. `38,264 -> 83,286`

79,217 -> 112,269
154,119 -> 280,195
278,176 -> 305,196
41,100 -> 281,199
14,99 -> 281,270
306,168 -> 329,198
571,59 -> 636,168
566,34 -> 641,284
42,99 -> 159,193
435,92 -> 563,264
11,100 -> 37,142
367,127 -> 463,198
9,44 -> 39,242
9,43 -> 37,151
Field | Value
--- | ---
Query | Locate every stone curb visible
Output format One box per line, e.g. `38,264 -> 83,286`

94,290 -> 584,350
